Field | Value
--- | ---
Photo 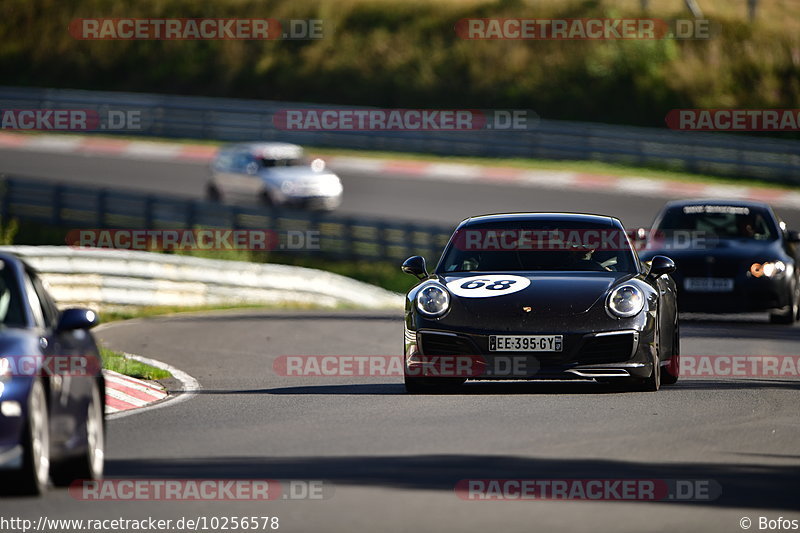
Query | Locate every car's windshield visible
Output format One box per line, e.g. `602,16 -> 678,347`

0,261 -> 26,327
438,220 -> 638,273
657,205 -> 777,241
259,157 -> 304,168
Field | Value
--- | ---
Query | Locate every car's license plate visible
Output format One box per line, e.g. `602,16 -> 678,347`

683,277 -> 734,292
489,335 -> 563,352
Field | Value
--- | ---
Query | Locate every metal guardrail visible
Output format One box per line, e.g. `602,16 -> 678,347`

1,86 -> 800,184
0,176 -> 454,264
1,246 -> 402,310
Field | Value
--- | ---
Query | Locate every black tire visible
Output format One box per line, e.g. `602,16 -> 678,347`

206,182 -> 222,203
51,382 -> 105,486
662,326 -> 680,386
769,286 -> 798,325
631,324 -> 661,392
15,379 -> 50,495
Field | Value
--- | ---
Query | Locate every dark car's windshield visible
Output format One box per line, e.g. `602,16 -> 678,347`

438,220 -> 638,273
259,157 -> 304,168
0,261 -> 26,327
657,205 -> 777,241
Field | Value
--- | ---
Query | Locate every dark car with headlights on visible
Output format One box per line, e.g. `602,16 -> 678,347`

638,199 -> 800,324
0,253 -> 104,495
401,213 -> 679,393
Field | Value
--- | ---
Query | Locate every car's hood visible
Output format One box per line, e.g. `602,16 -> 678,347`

258,166 -> 339,184
642,237 -> 782,260
439,272 -> 632,322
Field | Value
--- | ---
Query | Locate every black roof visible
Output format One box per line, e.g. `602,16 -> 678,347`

458,213 -> 620,228
662,198 -> 773,210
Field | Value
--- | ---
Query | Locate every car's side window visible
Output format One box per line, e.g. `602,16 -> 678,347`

214,151 -> 234,171
232,151 -> 253,172
30,273 -> 59,328
21,272 -> 46,328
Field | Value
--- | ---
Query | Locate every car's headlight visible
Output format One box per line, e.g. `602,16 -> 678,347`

607,285 -> 645,318
416,283 -> 451,318
750,261 -> 786,278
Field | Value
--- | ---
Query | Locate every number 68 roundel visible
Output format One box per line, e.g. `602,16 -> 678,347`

446,274 -> 531,298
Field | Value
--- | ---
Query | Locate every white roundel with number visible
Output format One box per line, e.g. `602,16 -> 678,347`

446,274 -> 531,298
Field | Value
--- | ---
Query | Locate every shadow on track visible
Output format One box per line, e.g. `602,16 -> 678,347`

105,454 -> 800,511
181,379 -> 800,396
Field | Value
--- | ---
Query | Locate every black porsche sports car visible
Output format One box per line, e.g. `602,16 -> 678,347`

0,252 -> 104,495
639,199 -> 800,324
401,213 -> 679,393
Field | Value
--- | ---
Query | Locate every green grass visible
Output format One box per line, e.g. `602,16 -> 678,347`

99,346 -> 172,380
2,0 -> 799,130
100,300 -> 364,323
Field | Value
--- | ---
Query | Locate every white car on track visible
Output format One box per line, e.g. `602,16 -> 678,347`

207,142 -> 343,211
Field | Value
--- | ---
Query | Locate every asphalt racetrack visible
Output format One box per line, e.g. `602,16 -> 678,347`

0,148 -> 799,532
4,146 -> 800,228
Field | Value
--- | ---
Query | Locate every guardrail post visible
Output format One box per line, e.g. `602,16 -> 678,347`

96,189 -> 107,227
145,196 -> 154,228
187,201 -> 196,229
0,178 -> 9,223
52,184 -> 63,226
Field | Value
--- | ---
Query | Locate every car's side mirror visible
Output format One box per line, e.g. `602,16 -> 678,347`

56,308 -> 99,332
648,255 -> 676,277
787,230 -> 800,243
401,256 -> 429,280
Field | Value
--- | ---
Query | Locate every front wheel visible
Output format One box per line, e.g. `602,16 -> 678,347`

631,325 -> 661,392
769,285 -> 798,325
17,379 -> 50,495
206,182 -> 223,203
662,326 -> 680,385
51,382 -> 105,486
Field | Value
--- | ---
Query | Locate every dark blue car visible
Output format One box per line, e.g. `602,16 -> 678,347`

639,199 -> 800,324
0,252 -> 104,495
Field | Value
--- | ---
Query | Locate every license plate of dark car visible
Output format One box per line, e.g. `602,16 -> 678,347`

489,335 -> 563,352
683,277 -> 734,292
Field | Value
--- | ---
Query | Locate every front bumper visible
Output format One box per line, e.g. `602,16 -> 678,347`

675,274 -> 791,313
280,195 -> 342,211
405,327 -> 654,381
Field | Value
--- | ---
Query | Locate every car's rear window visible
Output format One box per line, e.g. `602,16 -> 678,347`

438,220 -> 638,273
